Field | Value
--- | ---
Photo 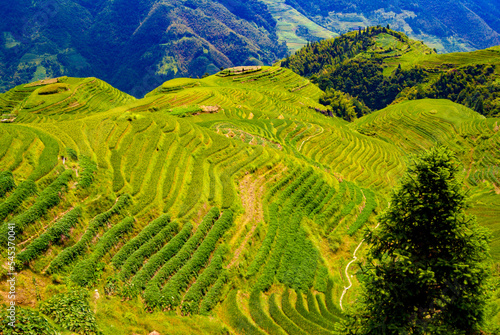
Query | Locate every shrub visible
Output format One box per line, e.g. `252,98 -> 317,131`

112,214 -> 172,269
315,181 -> 348,227
199,270 -> 229,315
129,222 -> 192,292
309,183 -> 343,219
40,289 -> 102,335
65,148 -> 78,160
247,203 -> 280,277
160,210 -> 233,310
47,194 -> 132,273
0,180 -> 36,222
277,212 -> 318,291
180,246 -> 226,315
38,83 -> 70,95
119,220 -> 178,280
0,169 -> 73,246
169,105 -> 203,116
305,184 -> 333,217
143,208 -> 221,308
255,211 -> 287,292
0,171 -> 16,198
278,168 -> 313,204
0,307 -> 59,335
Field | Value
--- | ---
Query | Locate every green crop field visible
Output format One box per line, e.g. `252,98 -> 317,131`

0,59 -> 499,334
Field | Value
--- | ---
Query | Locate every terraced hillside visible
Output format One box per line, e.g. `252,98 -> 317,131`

0,64 -> 499,334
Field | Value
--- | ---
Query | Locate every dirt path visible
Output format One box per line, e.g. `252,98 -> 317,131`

227,165 -> 284,268
339,237 -> 364,311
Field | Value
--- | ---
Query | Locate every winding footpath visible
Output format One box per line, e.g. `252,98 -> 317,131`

340,204 -> 388,310
339,236 -> 366,311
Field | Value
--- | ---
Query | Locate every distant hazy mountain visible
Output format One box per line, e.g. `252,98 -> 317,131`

281,0 -> 500,52
1,0 -> 499,96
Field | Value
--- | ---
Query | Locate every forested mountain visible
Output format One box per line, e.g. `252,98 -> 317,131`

0,0 -> 287,97
282,27 -> 500,119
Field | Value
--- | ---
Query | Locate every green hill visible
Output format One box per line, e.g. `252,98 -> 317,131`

0,65 -> 499,333
283,27 -> 500,117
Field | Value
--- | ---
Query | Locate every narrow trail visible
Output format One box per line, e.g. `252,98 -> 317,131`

339,236 -> 366,311
340,204 -> 388,310
227,166 -> 284,268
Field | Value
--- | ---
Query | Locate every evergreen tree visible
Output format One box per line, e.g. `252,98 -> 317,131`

345,147 -> 490,334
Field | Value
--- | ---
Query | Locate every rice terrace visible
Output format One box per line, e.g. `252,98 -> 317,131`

1,28 -> 500,334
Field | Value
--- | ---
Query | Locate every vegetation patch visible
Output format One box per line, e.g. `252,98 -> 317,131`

40,289 -> 103,335
0,307 -> 59,335
25,78 -> 59,88
38,83 -> 70,95
218,66 -> 262,77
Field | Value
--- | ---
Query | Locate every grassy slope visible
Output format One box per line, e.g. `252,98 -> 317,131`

0,66 -> 498,334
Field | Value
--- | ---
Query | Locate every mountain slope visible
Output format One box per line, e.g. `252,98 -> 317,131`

281,0 -> 500,52
0,66 -> 499,333
3,0 -> 500,99
0,0 -> 287,97
282,27 -> 500,117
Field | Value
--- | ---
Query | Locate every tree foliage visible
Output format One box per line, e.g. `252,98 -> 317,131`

421,65 -> 500,117
282,26 -> 409,77
345,147 -> 491,334
319,88 -> 371,121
